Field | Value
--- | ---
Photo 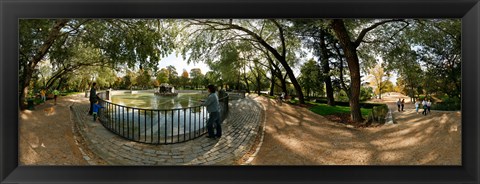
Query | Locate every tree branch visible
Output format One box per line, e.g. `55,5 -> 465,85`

354,19 -> 404,48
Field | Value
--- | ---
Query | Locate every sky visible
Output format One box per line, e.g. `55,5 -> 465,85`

157,52 -> 211,75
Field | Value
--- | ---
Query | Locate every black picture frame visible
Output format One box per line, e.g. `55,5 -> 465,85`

1,0 -> 479,183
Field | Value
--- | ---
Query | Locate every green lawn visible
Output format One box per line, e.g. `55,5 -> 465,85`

309,103 -> 372,116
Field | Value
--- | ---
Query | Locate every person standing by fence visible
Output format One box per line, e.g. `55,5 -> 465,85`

201,85 -> 221,139
92,101 -> 104,122
88,82 -> 97,115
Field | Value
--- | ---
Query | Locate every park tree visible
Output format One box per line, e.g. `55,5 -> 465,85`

374,19 -> 460,102
367,63 -> 391,99
247,59 -> 270,95
330,19 -> 408,122
298,59 -> 324,98
19,19 -> 70,108
179,19 -> 306,104
123,69 -> 137,89
204,71 -> 222,88
136,69 -> 152,89
292,20 -> 336,105
411,19 -> 461,99
383,80 -> 395,93
156,68 -> 170,84
190,68 -> 204,89
166,65 -> 179,86
180,69 -> 190,89
19,19 -> 177,109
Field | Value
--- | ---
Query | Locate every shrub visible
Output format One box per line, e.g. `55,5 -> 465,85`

432,97 -> 461,111
369,104 -> 389,123
314,99 -> 385,109
309,103 -> 372,117
360,86 -> 374,101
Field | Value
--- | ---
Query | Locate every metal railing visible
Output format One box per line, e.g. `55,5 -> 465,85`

96,92 -> 229,144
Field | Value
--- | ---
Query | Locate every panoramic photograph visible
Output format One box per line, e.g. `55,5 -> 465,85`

19,19 -> 461,165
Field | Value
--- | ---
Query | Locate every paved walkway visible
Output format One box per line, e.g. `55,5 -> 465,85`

70,94 -> 263,165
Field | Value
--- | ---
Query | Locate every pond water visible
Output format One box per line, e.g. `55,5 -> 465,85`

110,93 -> 207,109
99,92 -> 212,143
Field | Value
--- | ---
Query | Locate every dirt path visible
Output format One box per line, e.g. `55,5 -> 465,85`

250,94 -> 461,165
19,94 -> 105,165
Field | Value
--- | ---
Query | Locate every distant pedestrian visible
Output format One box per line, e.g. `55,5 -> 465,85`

40,88 -> 46,103
396,99 -> 401,112
427,100 -> 432,114
53,89 -> 60,105
401,99 -> 405,111
92,101 -> 104,122
414,99 -> 420,114
88,82 -> 97,115
422,98 -> 428,115
200,84 -> 221,139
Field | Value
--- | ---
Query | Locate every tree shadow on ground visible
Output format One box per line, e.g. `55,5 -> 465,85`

250,95 -> 461,165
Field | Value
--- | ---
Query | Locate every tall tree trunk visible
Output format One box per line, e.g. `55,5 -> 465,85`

331,19 -> 363,122
243,64 -> 250,93
334,42 -> 351,99
19,19 -> 69,109
256,73 -> 261,96
269,67 -> 275,96
379,81 -> 382,99
223,20 -> 305,103
319,30 -> 335,106
281,73 -> 288,95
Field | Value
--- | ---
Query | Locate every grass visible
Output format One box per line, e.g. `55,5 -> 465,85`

61,91 -> 83,96
309,103 -> 372,117
281,97 -> 372,117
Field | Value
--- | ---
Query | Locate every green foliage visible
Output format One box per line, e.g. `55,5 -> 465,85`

367,104 -> 389,123
190,68 -> 204,89
309,103 -> 372,117
360,86 -> 374,101
156,68 -> 169,84
136,69 -> 152,89
380,19 -> 461,100
298,59 -> 324,97
432,96 -> 461,111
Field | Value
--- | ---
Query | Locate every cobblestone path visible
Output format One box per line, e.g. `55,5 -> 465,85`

71,95 -> 263,165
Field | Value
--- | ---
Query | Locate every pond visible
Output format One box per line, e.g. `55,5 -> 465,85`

99,92 -> 214,144
110,92 -> 207,109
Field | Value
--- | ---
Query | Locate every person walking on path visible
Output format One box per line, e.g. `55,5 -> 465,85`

401,99 -> 405,111
397,99 -> 401,112
40,88 -> 46,104
415,99 -> 420,114
53,89 -> 60,105
88,82 -> 97,115
200,84 -> 221,139
427,100 -> 432,114
92,101 -> 104,122
422,98 -> 428,115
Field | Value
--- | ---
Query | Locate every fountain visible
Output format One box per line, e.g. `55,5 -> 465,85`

154,83 -> 178,96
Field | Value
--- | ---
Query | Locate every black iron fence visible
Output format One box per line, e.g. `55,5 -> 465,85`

96,92 -> 229,144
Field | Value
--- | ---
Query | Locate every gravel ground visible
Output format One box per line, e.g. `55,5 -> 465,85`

19,95 -> 106,165
249,93 -> 461,165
